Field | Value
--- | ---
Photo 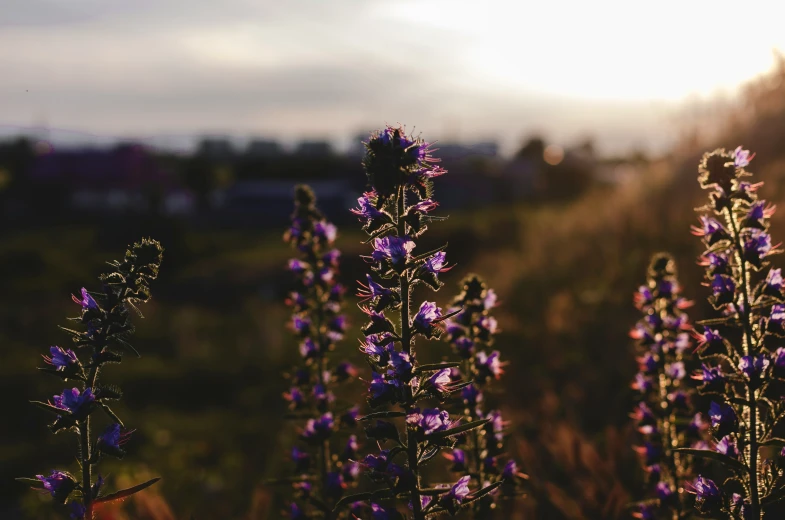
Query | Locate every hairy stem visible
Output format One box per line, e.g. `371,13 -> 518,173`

726,207 -> 761,518
397,186 -> 424,520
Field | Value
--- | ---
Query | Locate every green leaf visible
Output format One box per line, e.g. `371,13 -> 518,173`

429,419 -> 491,440
465,481 -> 503,503
100,403 -> 125,428
31,401 -> 68,416
332,489 -> 394,512
410,244 -> 448,263
94,477 -> 160,504
307,495 -> 330,513
674,448 -> 749,474
358,411 -> 406,422
15,477 -> 44,486
762,485 -> 785,505
414,362 -> 462,374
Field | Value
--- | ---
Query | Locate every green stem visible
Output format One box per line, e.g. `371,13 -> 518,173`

725,207 -> 761,518
397,186 -> 424,520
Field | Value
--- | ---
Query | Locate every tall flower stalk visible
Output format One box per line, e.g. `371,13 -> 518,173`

19,239 -> 164,520
340,125 -> 500,519
629,253 -> 704,520
443,274 -> 527,518
681,147 -> 785,519
281,185 -> 361,519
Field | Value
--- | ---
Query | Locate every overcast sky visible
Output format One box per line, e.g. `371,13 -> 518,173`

1,0 -> 783,155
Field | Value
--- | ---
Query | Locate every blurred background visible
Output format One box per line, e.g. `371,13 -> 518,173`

4,1 -> 785,518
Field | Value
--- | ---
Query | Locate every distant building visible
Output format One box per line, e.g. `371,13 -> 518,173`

27,144 -> 186,214
212,178 -> 358,227
246,139 -> 283,157
434,142 -> 499,161
295,140 -> 332,157
197,138 -> 235,159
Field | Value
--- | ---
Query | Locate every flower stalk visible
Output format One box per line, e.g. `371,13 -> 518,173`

20,239 -> 164,520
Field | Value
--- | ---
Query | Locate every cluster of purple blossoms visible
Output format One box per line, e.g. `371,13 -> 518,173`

628,253 -> 706,519
443,275 -> 526,517
280,185 -> 360,518
348,126 -> 499,519
679,148 -> 785,518
20,239 -> 164,520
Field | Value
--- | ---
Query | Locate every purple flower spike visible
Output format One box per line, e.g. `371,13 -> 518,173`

69,502 -> 86,520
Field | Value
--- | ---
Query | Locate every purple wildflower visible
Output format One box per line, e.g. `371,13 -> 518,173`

96,423 -> 132,457
314,221 -> 337,243
71,287 -> 98,310
412,301 -> 443,334
708,401 -> 738,439
693,364 -> 726,393
739,354 -> 769,384
691,216 -> 729,245
665,361 -> 686,380
425,368 -> 452,393
302,412 -> 334,442
291,446 -> 311,473
766,268 -> 783,294
444,449 -> 467,472
324,471 -> 345,500
715,435 -> 738,458
407,408 -> 455,436
42,346 -> 80,371
351,191 -> 386,220
734,146 -> 754,167
687,475 -> 722,512
476,350 -> 504,381
36,470 -> 76,500
371,235 -> 415,267
423,251 -> 451,274
50,387 -> 95,416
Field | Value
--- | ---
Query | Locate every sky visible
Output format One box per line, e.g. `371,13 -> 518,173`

1,0 -> 784,155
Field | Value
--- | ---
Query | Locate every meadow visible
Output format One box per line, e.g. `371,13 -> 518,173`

6,54 -> 785,520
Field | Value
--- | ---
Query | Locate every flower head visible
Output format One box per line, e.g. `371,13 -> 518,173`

36,470 -> 77,502
371,235 -> 415,267
71,287 -> 99,311
97,423 -> 133,458
708,401 -> 738,439
412,301 -> 443,335
51,387 -> 95,416
43,346 -> 80,372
